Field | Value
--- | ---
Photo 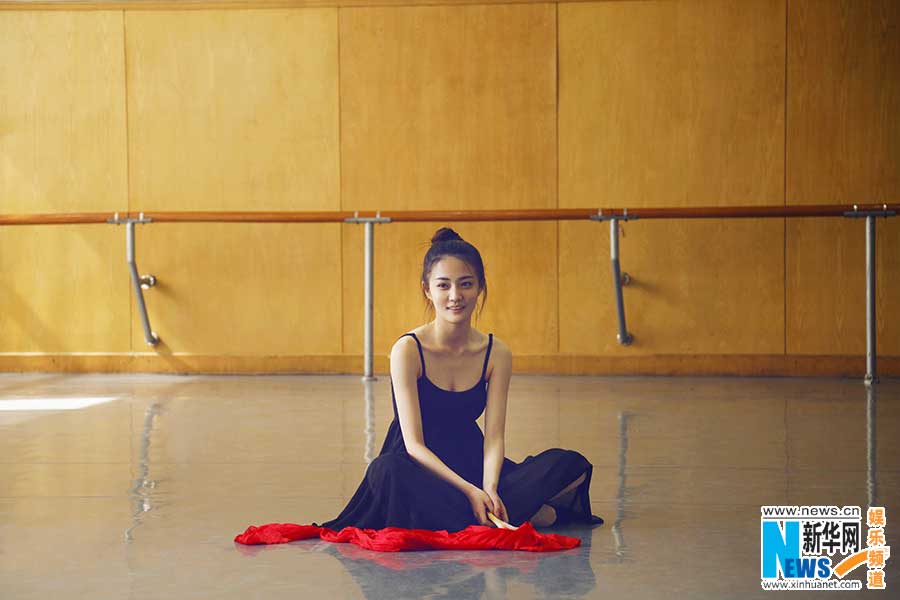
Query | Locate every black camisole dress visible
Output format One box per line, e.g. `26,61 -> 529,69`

317,332 -> 604,532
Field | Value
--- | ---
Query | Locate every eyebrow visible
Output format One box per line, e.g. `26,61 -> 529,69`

434,275 -> 475,281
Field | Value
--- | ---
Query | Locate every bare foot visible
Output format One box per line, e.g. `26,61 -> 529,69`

530,504 -> 557,527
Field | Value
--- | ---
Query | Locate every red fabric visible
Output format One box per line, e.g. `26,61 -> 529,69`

234,521 -> 579,552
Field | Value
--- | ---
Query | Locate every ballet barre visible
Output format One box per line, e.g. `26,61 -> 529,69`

2,204 -> 896,384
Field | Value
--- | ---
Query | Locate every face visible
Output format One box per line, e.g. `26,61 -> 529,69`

424,256 -> 481,322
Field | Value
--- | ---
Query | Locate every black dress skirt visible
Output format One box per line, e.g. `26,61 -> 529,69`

316,333 -> 604,533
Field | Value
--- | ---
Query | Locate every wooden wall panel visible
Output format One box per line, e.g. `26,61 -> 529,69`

560,220 -> 784,355
559,0 -> 785,209
342,222 -> 557,358
558,0 -> 786,355
125,9 -> 339,211
339,4 -> 556,212
132,223 -> 342,354
0,227 -> 130,352
0,12 -> 129,353
0,11 -> 127,213
787,219 -> 899,355
786,0 -> 900,356
124,9 -> 341,354
340,4 -> 558,356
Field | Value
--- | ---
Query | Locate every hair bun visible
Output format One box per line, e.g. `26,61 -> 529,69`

431,227 -> 463,244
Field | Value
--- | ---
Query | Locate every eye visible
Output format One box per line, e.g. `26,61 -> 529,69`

462,282 -> 473,287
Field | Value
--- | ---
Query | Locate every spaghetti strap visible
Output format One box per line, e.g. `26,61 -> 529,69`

480,333 -> 493,381
402,333 -> 426,378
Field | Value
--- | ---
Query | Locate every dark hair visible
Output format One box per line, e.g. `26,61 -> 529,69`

421,227 -> 488,319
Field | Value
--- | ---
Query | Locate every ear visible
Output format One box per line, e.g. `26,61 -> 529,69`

422,281 -> 432,302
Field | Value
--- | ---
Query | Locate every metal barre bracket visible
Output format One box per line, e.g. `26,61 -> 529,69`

108,213 -> 159,346
842,204 -> 895,219
589,207 -> 639,222
344,211 -> 392,225
592,215 -> 634,346
107,212 -> 153,225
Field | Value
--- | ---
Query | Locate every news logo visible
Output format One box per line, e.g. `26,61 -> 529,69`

760,506 -> 890,591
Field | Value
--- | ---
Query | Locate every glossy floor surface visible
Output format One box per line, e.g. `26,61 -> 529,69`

1,373 -> 897,599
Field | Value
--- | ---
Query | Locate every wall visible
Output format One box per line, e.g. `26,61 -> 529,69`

1,0 -> 897,375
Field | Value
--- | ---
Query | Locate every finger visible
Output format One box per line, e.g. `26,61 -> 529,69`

492,497 -> 505,520
484,504 -> 495,526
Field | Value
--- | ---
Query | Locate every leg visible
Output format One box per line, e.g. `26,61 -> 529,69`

530,504 -> 557,527
529,473 -> 588,526
548,472 -> 586,506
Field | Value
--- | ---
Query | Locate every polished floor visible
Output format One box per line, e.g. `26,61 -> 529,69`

0,373 -> 897,599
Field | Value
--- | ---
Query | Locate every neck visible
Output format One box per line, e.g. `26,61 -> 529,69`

430,318 -> 472,352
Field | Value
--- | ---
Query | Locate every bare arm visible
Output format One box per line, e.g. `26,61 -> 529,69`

390,337 -> 477,497
482,339 -> 512,493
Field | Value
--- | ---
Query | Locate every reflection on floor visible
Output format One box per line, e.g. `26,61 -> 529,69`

0,374 -> 897,599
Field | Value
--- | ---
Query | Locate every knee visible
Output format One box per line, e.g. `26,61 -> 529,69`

367,453 -> 410,483
566,449 -> 592,471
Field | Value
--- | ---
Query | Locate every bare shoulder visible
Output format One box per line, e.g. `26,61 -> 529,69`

486,335 -> 512,377
489,334 -> 511,357
390,335 -> 421,377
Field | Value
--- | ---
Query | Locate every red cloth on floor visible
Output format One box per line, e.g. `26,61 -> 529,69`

234,521 -> 579,552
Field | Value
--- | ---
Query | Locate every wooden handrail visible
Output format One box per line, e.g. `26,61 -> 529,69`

0,213 -> 114,225
0,204 -> 896,225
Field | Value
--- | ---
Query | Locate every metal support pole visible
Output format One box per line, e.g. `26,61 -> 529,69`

363,220 -> 375,381
865,215 -> 877,386
844,205 -> 892,384
126,221 -> 159,346
345,213 -> 391,380
363,378 -> 376,463
611,219 -> 633,345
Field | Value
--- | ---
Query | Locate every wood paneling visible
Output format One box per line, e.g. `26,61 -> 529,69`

131,223 -> 342,354
558,1 -> 786,355
125,9 -> 339,211
787,218 -> 899,355
0,12 -> 128,353
786,0 -> 900,356
0,11 -> 127,213
559,219 -> 784,354
0,226 -> 130,352
2,1 -> 897,372
559,0 -> 785,209
123,9 -> 341,353
339,4 -> 556,211
342,222 -> 558,357
787,0 -> 899,206
339,4 -> 558,356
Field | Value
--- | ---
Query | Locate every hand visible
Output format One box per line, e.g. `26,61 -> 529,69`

484,488 -> 509,523
465,486 -> 495,526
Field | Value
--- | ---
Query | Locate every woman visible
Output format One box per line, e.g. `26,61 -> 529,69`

318,228 -> 603,532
